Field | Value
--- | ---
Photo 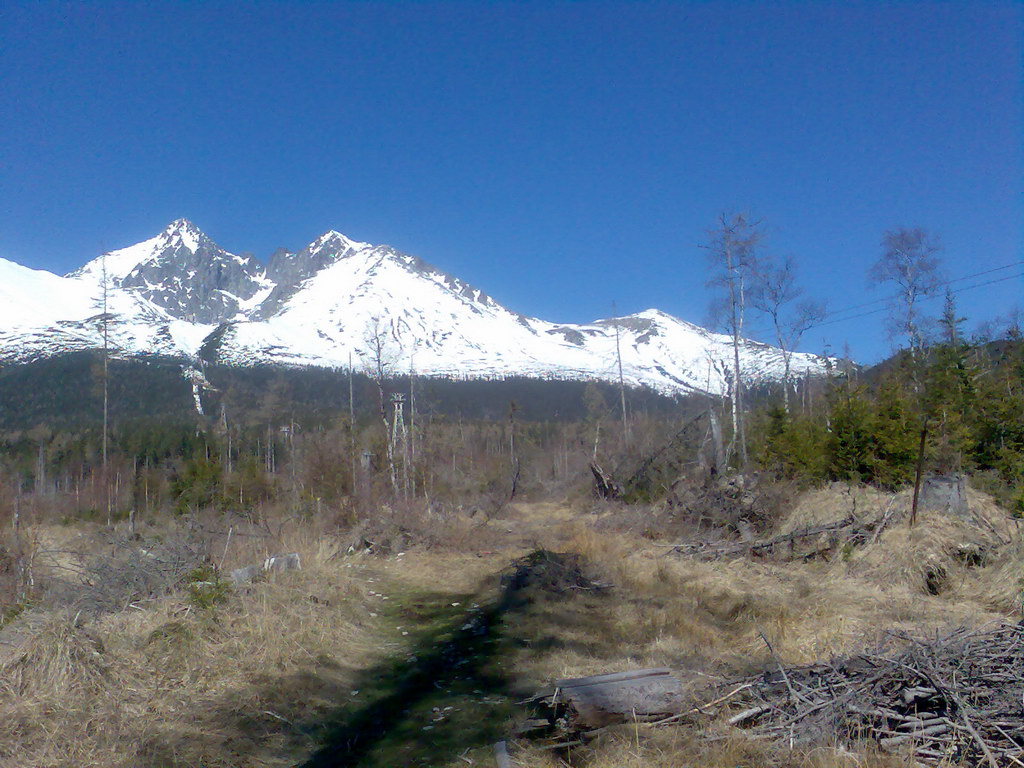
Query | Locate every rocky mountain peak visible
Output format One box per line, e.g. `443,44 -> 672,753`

158,218 -> 206,250
256,230 -> 372,319
70,221 -> 271,325
134,219 -> 225,272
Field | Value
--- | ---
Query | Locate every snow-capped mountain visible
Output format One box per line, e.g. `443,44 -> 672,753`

0,220 -> 828,395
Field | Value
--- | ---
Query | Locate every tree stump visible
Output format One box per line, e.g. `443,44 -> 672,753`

920,474 -> 968,519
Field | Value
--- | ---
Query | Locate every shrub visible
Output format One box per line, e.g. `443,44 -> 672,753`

184,564 -> 231,610
171,456 -> 223,514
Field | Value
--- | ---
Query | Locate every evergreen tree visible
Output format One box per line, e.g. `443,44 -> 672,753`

825,384 -> 874,483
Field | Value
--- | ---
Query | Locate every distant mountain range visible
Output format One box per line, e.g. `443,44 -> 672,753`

0,219 -> 826,396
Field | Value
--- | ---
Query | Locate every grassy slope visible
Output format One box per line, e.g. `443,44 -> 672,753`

0,485 -> 1017,767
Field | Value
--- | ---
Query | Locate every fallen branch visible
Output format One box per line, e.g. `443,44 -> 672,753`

670,516 -> 855,559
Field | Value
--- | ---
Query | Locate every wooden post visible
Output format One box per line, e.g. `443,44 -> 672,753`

909,419 -> 929,527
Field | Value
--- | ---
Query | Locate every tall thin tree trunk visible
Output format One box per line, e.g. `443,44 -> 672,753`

613,308 -> 629,448
35,444 -> 46,494
349,352 -> 356,492
95,253 -> 113,524
735,274 -> 748,466
782,355 -> 792,414
708,408 -> 725,476
409,352 -> 416,497
508,402 -> 520,500
726,244 -> 744,466
100,253 -> 109,470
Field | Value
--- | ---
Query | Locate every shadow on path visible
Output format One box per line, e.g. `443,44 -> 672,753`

299,551 -> 587,767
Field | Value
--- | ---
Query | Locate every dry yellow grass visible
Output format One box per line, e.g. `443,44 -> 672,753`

960,539 -> 1024,613
0,483 -> 1017,767
509,725 -> 919,768
0,522 -> 394,768
779,482 -> 895,533
559,522 -> 997,673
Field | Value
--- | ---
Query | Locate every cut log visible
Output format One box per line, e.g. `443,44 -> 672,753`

541,668 -> 686,729
554,668 -> 673,689
728,705 -> 769,725
670,516 -> 855,560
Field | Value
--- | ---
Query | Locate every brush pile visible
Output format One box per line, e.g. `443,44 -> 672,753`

720,622 -> 1024,766
670,514 -> 861,560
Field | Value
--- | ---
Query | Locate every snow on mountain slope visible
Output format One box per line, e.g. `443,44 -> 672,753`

254,231 -> 371,320
0,225 -> 221,362
0,256 -> 171,362
0,258 -> 94,328
214,236 -> 824,395
1,221 -> 829,395
217,242 -> 544,370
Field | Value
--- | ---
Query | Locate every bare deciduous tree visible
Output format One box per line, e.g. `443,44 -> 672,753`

359,316 -> 399,493
870,227 -> 942,357
704,212 -> 762,467
870,228 -> 942,527
360,317 -> 393,423
750,254 -> 826,413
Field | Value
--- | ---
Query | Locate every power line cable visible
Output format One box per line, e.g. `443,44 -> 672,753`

821,260 -> 1023,320
715,261 -> 1022,341
808,271 -> 1024,330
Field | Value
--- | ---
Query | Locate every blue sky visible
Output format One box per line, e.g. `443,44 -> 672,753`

1,1 -> 1020,363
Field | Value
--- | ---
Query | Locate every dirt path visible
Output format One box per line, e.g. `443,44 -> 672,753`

298,548 -> 603,768
490,501 -> 584,549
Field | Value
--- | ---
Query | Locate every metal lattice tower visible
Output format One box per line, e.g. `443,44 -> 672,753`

390,393 -> 410,496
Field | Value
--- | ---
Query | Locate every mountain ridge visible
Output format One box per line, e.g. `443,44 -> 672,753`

0,220 -> 829,396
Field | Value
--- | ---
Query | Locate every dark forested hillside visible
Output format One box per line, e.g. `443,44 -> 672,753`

0,352 -> 686,431
0,353 -> 196,430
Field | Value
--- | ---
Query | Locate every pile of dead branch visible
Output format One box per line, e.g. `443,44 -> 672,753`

520,624 -> 1024,764
669,514 -> 862,561
43,528 -> 208,615
667,487 -> 903,561
715,622 -> 1024,766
